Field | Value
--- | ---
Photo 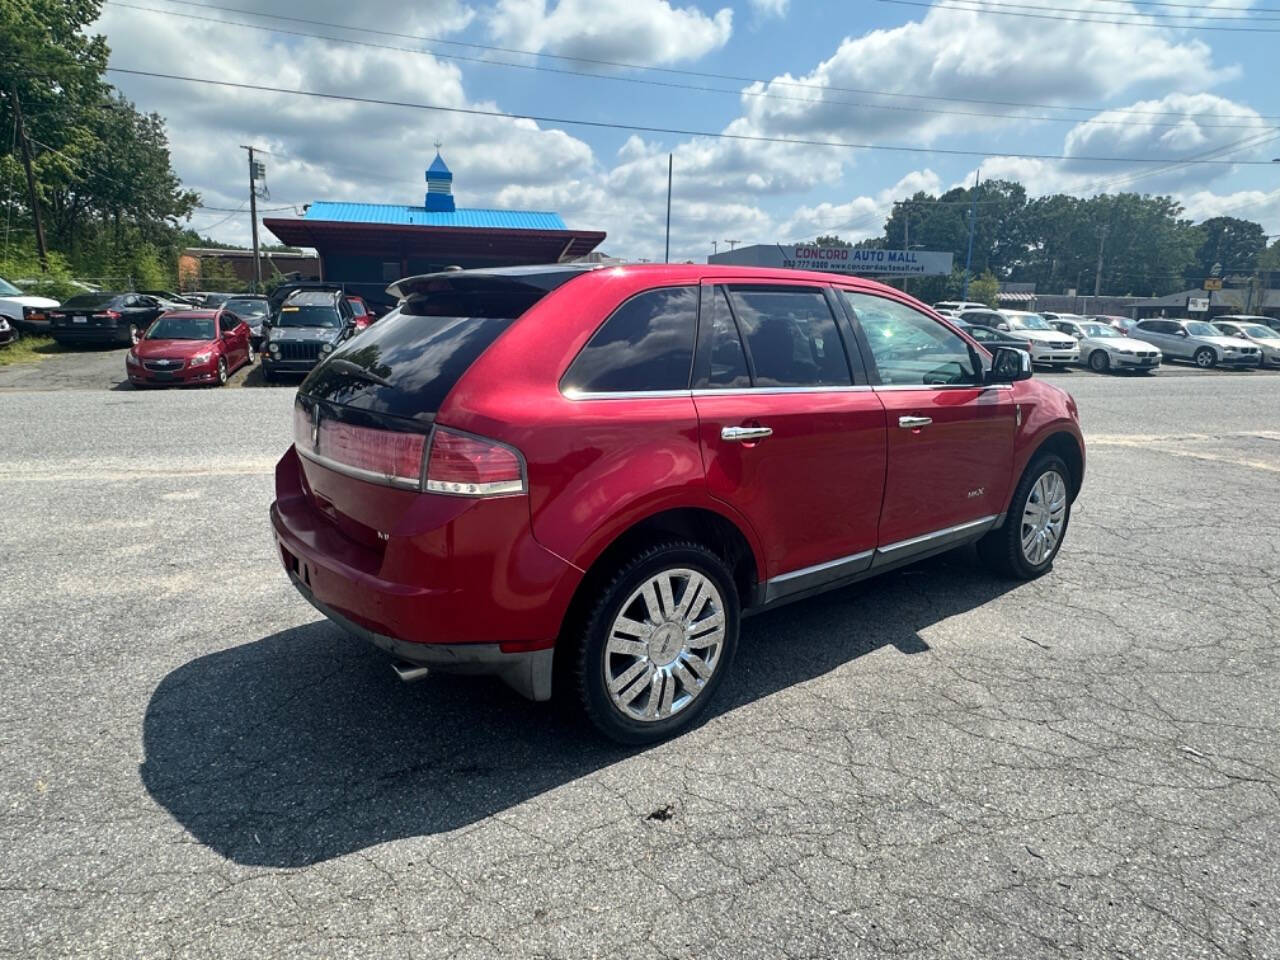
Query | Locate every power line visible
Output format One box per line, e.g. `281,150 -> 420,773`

939,0 -> 1280,22
877,0 -> 1280,31
101,67 -> 1280,167
108,0 -> 1280,122
100,0 -> 1273,132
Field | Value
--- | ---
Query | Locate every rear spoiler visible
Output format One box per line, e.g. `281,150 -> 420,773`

387,264 -> 602,301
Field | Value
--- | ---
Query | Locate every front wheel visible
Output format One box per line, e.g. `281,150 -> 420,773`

1088,350 -> 1110,372
573,541 -> 739,745
1194,347 -> 1216,369
215,356 -> 228,386
127,324 -> 140,346
978,454 -> 1072,580
245,341 -> 256,365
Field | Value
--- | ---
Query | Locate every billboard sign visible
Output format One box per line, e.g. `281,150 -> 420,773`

1187,297 -> 1210,313
709,243 -> 953,277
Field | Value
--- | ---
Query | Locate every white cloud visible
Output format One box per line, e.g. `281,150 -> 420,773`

780,170 -> 944,243
487,0 -> 733,65
748,0 -> 789,19
1179,188 -> 1280,236
737,2 -> 1236,144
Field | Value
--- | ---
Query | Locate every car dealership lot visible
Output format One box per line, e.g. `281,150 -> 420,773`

1,376 -> 1277,959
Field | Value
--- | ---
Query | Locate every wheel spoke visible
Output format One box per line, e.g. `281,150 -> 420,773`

607,635 -> 648,658
641,582 -> 663,624
643,671 -> 664,719
612,616 -> 652,638
687,624 -> 724,650
683,651 -> 714,680
673,573 -> 707,622
657,574 -> 676,621
673,661 -> 700,695
688,610 -> 723,635
659,670 -> 675,717
609,659 -> 649,695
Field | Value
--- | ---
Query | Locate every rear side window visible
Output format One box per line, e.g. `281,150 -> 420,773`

726,286 -> 851,387
705,288 -> 750,388
562,286 -> 697,394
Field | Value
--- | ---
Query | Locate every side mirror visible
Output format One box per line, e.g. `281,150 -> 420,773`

997,323 -> 1010,332
1177,329 -> 1188,337
987,346 -> 1033,384
1073,332 -> 1083,340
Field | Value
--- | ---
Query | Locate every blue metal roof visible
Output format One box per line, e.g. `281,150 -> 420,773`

302,202 -> 568,230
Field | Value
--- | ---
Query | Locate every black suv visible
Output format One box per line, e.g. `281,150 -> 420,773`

261,290 -> 357,381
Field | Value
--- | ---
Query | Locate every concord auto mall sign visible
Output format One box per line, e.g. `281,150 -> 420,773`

709,243 -> 954,277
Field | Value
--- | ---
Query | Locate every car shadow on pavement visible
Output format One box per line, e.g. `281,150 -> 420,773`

140,547 -> 1019,867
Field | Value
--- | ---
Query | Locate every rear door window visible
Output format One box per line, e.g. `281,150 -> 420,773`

702,288 -> 751,388
725,286 -> 852,387
562,286 -> 698,394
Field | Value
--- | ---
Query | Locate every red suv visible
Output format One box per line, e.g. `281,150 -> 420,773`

271,265 -> 1084,743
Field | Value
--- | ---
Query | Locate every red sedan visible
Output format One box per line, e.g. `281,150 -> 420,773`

126,309 -> 255,387
344,295 -> 374,330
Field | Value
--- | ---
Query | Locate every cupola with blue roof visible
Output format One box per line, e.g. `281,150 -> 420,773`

425,151 -> 455,213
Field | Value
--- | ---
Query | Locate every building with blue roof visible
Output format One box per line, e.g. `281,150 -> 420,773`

263,152 -> 606,307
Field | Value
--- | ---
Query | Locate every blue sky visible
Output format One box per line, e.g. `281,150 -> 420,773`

95,0 -> 1280,260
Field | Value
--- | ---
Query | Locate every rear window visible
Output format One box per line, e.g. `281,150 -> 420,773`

62,293 -> 119,309
299,286 -> 549,421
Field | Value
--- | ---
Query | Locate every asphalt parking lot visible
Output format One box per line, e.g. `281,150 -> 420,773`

2,372 -> 1278,959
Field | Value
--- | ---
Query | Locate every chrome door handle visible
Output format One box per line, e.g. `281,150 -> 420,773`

721,426 -> 773,442
898,416 -> 933,429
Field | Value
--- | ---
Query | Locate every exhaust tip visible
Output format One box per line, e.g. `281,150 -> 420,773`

390,660 -> 430,683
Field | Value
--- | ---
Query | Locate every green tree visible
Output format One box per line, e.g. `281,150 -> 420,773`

968,270 -> 1000,308
1186,216 -> 1267,286
813,235 -> 852,248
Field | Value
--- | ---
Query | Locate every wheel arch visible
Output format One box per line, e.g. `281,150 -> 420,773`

1030,430 -> 1084,502
554,506 -> 761,674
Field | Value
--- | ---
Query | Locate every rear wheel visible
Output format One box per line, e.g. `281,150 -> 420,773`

574,541 -> 739,744
1088,350 -> 1110,372
1194,347 -> 1216,369
978,454 -> 1071,580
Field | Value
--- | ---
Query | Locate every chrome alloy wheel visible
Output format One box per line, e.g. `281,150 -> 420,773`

604,568 -> 725,723
1021,469 -> 1067,565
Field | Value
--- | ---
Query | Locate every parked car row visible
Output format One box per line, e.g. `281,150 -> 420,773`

933,304 -> 1280,373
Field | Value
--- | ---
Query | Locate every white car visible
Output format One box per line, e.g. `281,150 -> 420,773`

1048,317 -> 1161,373
933,300 -> 990,315
1212,319 -> 1280,368
999,310 -> 1080,368
0,276 -> 59,335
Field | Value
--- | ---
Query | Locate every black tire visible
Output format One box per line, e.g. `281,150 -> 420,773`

262,365 -> 277,383
573,540 -> 739,745
245,341 -> 256,365
1194,347 -> 1216,369
215,356 -> 228,386
1088,350 -> 1110,372
978,453 -> 1073,580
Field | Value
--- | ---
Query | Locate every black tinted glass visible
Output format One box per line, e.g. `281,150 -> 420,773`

727,287 -> 850,387
706,288 -> 750,387
63,293 -> 119,309
300,287 -> 541,421
562,287 -> 697,394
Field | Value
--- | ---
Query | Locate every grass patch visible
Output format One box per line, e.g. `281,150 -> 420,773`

0,335 -> 67,366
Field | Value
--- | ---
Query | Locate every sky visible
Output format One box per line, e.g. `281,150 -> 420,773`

92,0 -> 1280,262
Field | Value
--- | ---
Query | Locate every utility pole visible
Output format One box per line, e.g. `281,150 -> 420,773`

903,211 -> 910,295
711,240 -> 718,256
10,87 -> 48,270
961,169 -> 979,301
1093,223 -> 1108,303
663,154 -> 673,264
725,240 -> 740,251
241,145 -> 265,292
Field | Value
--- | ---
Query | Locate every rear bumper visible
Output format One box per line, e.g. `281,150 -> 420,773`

51,325 -> 129,344
286,571 -> 554,700
269,447 -> 580,693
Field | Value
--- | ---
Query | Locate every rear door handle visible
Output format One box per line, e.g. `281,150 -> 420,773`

721,426 -> 773,442
898,416 -> 933,429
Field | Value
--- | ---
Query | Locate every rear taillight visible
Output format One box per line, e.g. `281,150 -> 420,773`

292,406 -> 524,496
93,310 -> 122,320
425,428 -> 525,497
293,404 -> 425,489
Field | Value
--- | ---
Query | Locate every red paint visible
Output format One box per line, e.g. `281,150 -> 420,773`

272,265 -> 1084,653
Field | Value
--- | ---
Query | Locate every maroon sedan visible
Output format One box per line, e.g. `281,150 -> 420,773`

126,309 -> 254,387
